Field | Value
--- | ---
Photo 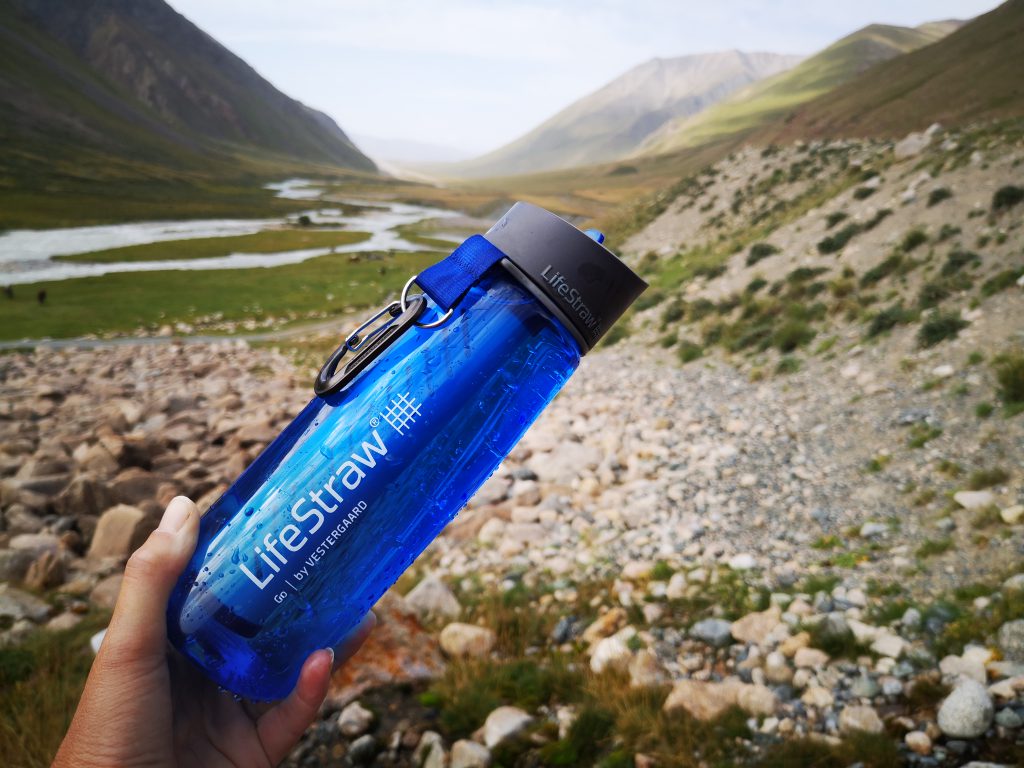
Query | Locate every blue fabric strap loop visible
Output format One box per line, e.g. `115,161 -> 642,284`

415,234 -> 506,311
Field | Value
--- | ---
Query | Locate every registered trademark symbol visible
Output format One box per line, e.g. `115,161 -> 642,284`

369,416 -> 380,428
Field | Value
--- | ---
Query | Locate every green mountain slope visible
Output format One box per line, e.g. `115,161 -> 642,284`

0,0 -> 375,216
438,51 -> 801,179
641,21 -> 959,155
756,0 -> 1024,142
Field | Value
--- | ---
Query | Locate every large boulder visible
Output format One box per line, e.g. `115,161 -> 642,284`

937,679 -> 994,739
109,468 -> 161,506
88,505 -> 155,559
54,473 -> 114,517
482,706 -> 533,748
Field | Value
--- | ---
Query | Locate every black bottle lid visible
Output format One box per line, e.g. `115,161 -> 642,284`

484,202 -> 647,353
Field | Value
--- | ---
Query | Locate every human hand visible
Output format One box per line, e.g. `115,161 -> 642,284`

53,496 -> 375,768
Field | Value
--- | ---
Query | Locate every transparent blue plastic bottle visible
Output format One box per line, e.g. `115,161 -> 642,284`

166,203 -> 645,700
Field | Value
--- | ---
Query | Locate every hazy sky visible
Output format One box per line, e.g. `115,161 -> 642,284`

167,0 -> 1000,156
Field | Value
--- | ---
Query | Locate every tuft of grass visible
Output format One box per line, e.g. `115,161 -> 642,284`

975,402 -> 995,419
905,678 -> 951,710
677,340 -> 704,364
918,311 -> 969,348
916,538 -> 953,558
808,622 -> 867,659
852,186 -> 876,200
600,322 -> 632,347
860,254 -> 904,286
993,350 -> 1024,414
775,355 -> 801,375
937,223 -> 962,242
981,268 -> 1024,296
967,467 -> 1010,489
972,506 -> 1002,529
866,303 -> 916,337
941,249 -> 981,276
0,612 -> 110,767
908,423 -> 942,448
773,320 -> 815,353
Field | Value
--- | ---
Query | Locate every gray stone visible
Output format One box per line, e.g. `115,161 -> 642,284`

0,549 -> 34,582
0,583 -> 51,622
994,708 -> 1022,729
937,679 -> 994,739
348,734 -> 378,764
850,675 -> 881,699
483,706 -> 533,748
691,618 -> 733,647
997,620 -> 1024,662
337,701 -> 374,737
450,739 -> 491,768
839,705 -> 884,734
405,575 -> 461,621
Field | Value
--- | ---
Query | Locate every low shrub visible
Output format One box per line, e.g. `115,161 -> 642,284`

863,208 -> 893,230
918,281 -> 950,309
937,223 -> 962,242
918,312 -> 968,348
745,277 -> 768,294
927,187 -> 953,207
852,186 -> 876,200
967,467 -> 1010,490
867,303 -> 915,337
746,242 -> 779,266
775,356 -> 801,375
817,224 -> 861,255
994,350 -> 1024,413
860,254 -> 903,286
941,249 -> 981,276
825,211 -> 848,229
677,340 -> 704,363
900,228 -> 928,252
981,268 -> 1024,296
773,320 -> 815,352
993,184 -> 1024,212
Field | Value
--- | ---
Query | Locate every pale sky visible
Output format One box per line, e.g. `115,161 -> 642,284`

167,0 -> 1000,156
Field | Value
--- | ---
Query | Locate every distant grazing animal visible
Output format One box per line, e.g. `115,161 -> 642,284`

37,290 -> 47,305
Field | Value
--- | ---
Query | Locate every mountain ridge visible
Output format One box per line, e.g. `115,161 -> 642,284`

437,50 -> 802,178
0,0 -> 376,190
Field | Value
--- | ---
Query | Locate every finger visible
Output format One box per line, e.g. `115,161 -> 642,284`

256,613 -> 375,763
256,648 -> 334,765
102,496 -> 199,664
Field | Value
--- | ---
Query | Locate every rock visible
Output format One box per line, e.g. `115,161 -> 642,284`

405,575 -> 461,621
582,607 -> 627,645
1001,505 -> 1024,524
450,739 -> 491,768
629,649 -> 667,688
337,701 -> 374,737
477,518 -> 506,544
850,674 -> 881,698
9,533 -> 61,558
940,654 -> 986,684
0,583 -> 52,622
348,734 -> 378,765
894,131 -> 931,160
801,686 -> 834,708
859,522 -> 887,538
691,618 -> 733,648
764,651 -> 793,684
736,684 -> 778,717
590,628 -> 634,674
622,560 -> 654,580
47,612 -> 83,631
109,467 -> 161,506
937,679 -> 994,738
24,550 -> 65,590
731,607 -> 781,646
905,730 -> 932,755
88,505 -> 155,559
953,490 -> 995,511
1003,574 -> 1024,595
780,632 -> 810,657
995,708 -> 1023,729
90,574 -> 123,609
416,732 -> 447,768
794,647 -> 829,668
526,442 -> 601,485
666,572 -> 688,600
663,679 -> 741,721
997,620 -> 1024,662
0,549 -> 34,582
482,706 -> 533,748
871,633 -> 906,659
327,592 -> 446,707
728,553 -> 756,570
839,705 -> 884,735
54,473 -> 114,517
439,623 -> 496,658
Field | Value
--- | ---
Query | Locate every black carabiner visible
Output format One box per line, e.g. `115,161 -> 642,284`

314,296 -> 426,397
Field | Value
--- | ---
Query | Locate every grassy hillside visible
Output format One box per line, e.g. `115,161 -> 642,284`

641,22 -> 958,154
757,0 -> 1024,142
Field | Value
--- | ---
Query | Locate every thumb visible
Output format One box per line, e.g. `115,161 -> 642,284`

101,496 -> 200,665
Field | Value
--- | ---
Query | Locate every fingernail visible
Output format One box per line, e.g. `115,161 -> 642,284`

159,496 -> 193,533
323,647 -> 335,666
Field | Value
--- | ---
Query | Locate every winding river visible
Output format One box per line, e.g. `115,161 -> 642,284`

0,189 -> 458,286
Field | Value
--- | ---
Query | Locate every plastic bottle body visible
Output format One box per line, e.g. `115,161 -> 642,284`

166,267 -> 581,700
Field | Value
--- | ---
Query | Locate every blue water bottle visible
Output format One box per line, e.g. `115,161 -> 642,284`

166,202 -> 646,700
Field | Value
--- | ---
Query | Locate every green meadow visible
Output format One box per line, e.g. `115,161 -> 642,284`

0,248 -> 443,341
